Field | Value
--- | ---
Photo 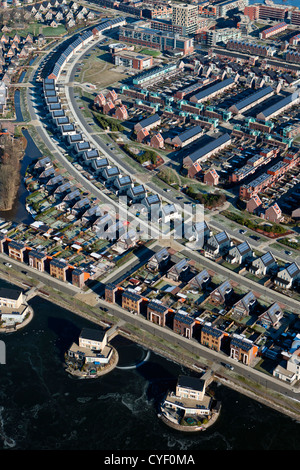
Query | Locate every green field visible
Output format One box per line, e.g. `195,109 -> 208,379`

139,48 -> 161,57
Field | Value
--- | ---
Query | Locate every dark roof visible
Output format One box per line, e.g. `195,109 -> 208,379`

187,133 -> 231,164
232,86 -> 273,111
79,328 -> 106,343
177,375 -> 205,392
137,113 -> 160,128
0,287 -> 22,300
191,77 -> 235,102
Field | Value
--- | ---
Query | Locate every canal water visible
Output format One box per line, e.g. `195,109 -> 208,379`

0,128 -> 39,225
0,279 -> 299,451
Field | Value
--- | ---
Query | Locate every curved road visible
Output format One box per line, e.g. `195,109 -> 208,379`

22,28 -> 300,408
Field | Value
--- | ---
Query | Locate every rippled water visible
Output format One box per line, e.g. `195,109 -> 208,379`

0,282 -> 299,451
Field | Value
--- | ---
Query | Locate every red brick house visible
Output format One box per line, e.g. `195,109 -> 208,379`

150,133 -> 164,149
264,203 -> 283,223
204,168 -> 219,186
94,93 -> 106,108
136,128 -> 149,143
114,105 -> 128,120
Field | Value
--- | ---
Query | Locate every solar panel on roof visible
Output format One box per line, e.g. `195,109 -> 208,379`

238,241 -> 250,254
287,263 -> 299,276
261,251 -> 275,266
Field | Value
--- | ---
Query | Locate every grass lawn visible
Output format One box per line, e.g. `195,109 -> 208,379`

139,48 -> 161,57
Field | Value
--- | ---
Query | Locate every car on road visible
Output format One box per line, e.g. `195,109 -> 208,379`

240,229 -> 246,235
223,363 -> 234,370
285,251 -> 293,256
4,262 -> 12,268
250,235 -> 260,241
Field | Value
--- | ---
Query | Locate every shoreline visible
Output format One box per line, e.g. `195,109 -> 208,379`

0,271 -> 299,422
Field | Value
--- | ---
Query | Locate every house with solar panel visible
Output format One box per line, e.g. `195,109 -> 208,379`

94,213 -> 114,238
82,149 -> 101,166
147,300 -> 169,327
127,184 -> 146,204
188,221 -> 211,247
231,291 -> 257,317
257,303 -> 283,329
147,247 -> 170,272
249,251 -> 277,277
67,133 -> 85,148
160,203 -> 181,224
91,157 -> 109,175
210,280 -> 233,306
73,141 -> 91,157
142,194 -> 161,218
134,113 -> 161,133
200,324 -> 227,352
8,241 -> 27,263
230,335 -> 258,366
114,175 -> 133,194
188,269 -> 211,291
274,262 -> 300,290
102,166 -> 120,184
167,258 -> 190,282
116,229 -> 139,252
171,125 -> 203,148
173,311 -> 195,339
225,241 -> 254,265
122,288 -> 145,314
49,258 -> 68,281
71,197 -> 90,216
204,231 -> 231,259
28,250 -> 48,272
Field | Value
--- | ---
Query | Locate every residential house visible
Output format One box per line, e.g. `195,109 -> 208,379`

210,280 -> 233,306
204,231 -> 231,259
49,258 -> 68,281
274,262 -> 300,289
246,195 -> 262,214
28,250 -> 47,272
188,269 -> 211,291
105,283 -> 121,303
127,184 -> 146,204
122,289 -> 144,314
258,302 -> 284,328
150,133 -> 164,149
114,175 -> 133,194
189,221 -> 211,247
167,258 -> 190,282
78,328 -> 108,351
91,157 -> 109,175
72,269 -> 89,288
160,204 -> 181,224
116,229 -> 138,252
8,241 -> 27,263
249,251 -> 277,277
102,166 -> 120,184
230,335 -> 258,366
147,247 -> 170,271
231,291 -> 257,317
225,241 -> 254,265
147,300 -> 169,327
264,203 -> 283,223
0,288 -> 24,309
200,323 -> 226,352
204,168 -> 219,186
173,312 -> 195,339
